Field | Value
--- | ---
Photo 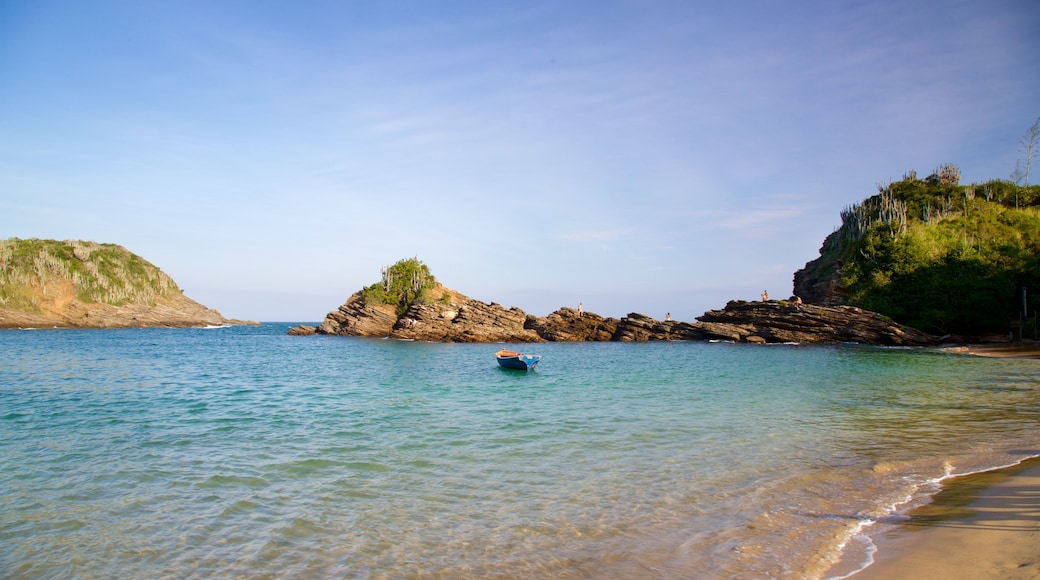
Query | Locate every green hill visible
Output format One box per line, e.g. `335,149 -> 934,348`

795,165 -> 1040,336
0,238 -> 178,311
0,238 -> 245,328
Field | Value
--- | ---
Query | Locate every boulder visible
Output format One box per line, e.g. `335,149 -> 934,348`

287,324 -> 316,336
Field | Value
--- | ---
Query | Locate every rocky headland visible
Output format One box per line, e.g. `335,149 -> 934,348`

299,282 -> 938,346
0,238 -> 255,329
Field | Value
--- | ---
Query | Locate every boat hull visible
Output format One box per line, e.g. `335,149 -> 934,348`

496,353 -> 540,371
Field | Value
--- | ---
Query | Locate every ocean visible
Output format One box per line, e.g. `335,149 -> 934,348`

1,323 -> 1037,579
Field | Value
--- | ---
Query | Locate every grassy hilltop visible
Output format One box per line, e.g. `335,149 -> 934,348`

0,238 -> 179,311
797,165 -> 1040,336
0,238 -> 240,328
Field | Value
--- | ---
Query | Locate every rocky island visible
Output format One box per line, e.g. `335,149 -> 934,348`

0,238 -> 254,329
295,258 -> 937,346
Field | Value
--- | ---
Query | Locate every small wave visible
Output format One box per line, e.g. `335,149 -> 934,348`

195,474 -> 269,488
827,454 -> 1040,578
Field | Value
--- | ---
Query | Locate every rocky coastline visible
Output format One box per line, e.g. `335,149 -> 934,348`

293,285 -> 939,346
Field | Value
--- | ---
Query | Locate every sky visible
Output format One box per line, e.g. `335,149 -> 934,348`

2,1 -> 1039,322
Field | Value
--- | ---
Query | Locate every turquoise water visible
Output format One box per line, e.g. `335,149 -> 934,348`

1,324 -> 1038,578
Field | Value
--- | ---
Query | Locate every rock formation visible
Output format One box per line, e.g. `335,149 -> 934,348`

694,300 -> 937,346
792,231 -> 847,306
523,308 -> 618,341
315,284 -> 542,343
303,284 -> 939,346
287,324 -> 316,336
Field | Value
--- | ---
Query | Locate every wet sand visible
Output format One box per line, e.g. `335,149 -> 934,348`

943,341 -> 1040,359
852,457 -> 1040,579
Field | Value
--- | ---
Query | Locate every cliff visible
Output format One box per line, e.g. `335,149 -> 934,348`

0,238 -> 254,328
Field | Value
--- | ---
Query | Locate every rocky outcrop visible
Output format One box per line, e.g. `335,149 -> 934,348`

392,298 -> 542,343
612,313 -> 707,342
304,287 -> 939,346
316,292 -> 399,337
694,300 -> 937,346
791,231 -> 847,306
315,284 -> 543,343
287,324 -> 316,336
523,308 -> 619,341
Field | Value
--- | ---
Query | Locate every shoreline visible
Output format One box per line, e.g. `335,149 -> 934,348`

942,340 -> 1040,359
848,456 -> 1040,579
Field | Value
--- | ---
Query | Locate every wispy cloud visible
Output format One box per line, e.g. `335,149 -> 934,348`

713,207 -> 805,236
553,228 -> 634,243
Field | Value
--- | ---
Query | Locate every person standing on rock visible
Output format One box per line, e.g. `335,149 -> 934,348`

761,290 -> 769,301
577,302 -> 583,317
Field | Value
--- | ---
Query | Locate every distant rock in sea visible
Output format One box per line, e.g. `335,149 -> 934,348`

0,238 -> 256,329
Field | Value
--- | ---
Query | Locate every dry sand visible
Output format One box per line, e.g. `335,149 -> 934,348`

851,457 -> 1040,579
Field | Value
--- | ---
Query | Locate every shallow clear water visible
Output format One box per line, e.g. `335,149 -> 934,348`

1,325 -> 1037,578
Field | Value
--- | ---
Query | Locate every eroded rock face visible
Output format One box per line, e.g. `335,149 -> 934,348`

523,308 -> 618,341
316,291 -> 398,337
694,300 -> 937,346
612,313 -> 706,342
314,286 -> 543,343
392,299 -> 543,343
792,231 -> 847,306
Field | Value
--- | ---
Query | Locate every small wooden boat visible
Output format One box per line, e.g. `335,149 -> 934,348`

495,349 -> 541,371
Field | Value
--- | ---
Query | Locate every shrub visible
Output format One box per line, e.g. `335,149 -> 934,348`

831,175 -> 1040,334
0,238 -> 177,310
360,257 -> 437,316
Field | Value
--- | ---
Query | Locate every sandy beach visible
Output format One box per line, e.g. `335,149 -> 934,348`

852,457 -> 1040,579
943,341 -> 1040,359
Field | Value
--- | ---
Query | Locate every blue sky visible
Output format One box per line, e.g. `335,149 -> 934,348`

2,1 -> 1038,322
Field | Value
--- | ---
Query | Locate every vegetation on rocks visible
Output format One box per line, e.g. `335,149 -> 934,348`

359,257 -> 436,316
803,166 -> 1040,335
0,238 -> 178,311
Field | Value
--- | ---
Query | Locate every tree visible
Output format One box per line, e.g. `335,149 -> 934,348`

1019,116 -> 1040,186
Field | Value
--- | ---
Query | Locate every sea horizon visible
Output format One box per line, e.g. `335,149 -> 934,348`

2,323 -> 1038,578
